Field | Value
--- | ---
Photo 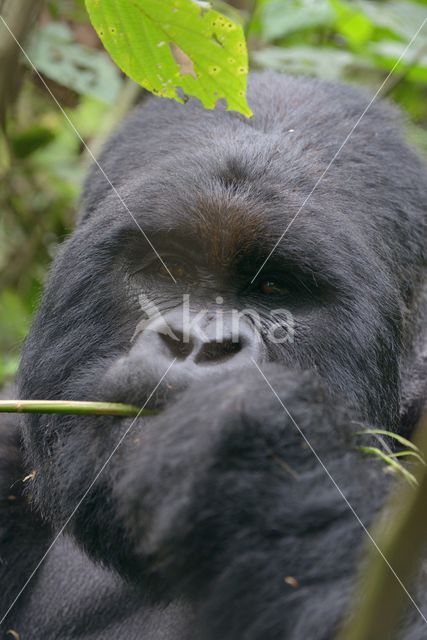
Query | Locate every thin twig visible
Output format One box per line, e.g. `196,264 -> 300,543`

0,399 -> 150,417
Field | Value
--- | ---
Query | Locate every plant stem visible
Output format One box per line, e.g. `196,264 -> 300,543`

0,400 -> 150,417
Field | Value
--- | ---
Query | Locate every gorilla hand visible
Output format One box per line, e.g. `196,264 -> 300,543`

116,365 -> 387,640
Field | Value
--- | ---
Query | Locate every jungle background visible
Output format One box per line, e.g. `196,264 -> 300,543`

1,0 -> 427,387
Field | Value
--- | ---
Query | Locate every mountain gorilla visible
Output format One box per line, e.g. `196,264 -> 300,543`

1,72 -> 427,639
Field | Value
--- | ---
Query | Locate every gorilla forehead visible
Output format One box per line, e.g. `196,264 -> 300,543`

88,141 -> 378,287
80,71 -> 425,295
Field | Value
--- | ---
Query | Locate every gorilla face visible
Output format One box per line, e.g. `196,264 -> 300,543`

22,105 -> 421,430
16,74 -> 426,600
83,166 -> 396,427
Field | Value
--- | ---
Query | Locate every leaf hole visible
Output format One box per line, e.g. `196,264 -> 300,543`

170,42 -> 197,78
211,33 -> 224,47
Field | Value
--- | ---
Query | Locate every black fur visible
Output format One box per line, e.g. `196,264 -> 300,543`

1,72 -> 426,639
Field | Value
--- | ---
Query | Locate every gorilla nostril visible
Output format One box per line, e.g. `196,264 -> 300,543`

160,331 -> 193,360
194,339 -> 242,365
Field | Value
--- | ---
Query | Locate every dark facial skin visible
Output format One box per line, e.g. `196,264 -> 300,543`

1,73 -> 426,640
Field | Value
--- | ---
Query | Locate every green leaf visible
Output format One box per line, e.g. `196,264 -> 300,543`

251,45 -> 373,81
356,428 -> 421,452
391,451 -> 426,466
368,40 -> 427,82
85,0 -> 252,117
358,446 -> 418,487
261,0 -> 335,42
355,0 -> 427,42
28,22 -> 123,104
331,0 -> 374,47
10,126 -> 56,159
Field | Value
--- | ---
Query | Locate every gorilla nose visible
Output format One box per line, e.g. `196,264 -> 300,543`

160,331 -> 246,365
195,337 -> 243,364
144,309 -> 261,372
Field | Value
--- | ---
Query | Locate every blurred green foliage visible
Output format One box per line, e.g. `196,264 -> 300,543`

29,21 -> 123,103
0,0 -> 426,386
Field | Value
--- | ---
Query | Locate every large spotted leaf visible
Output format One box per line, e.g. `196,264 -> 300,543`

85,0 -> 252,117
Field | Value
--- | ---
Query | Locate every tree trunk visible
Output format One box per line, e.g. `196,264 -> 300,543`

0,0 -> 45,124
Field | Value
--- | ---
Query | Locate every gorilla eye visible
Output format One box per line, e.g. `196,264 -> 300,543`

167,260 -> 189,279
259,279 -> 289,296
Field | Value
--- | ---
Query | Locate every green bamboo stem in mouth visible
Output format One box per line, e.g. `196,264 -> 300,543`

0,400 -> 151,417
